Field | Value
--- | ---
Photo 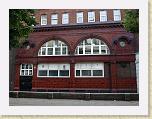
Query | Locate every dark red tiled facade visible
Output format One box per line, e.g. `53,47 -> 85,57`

14,9 -> 137,93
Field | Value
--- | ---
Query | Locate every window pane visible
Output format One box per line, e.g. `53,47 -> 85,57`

85,39 -> 91,45
42,48 -> 46,55
28,64 -> 32,69
55,47 -> 61,55
39,70 -> 47,76
92,39 -> 99,45
22,64 -> 25,69
82,70 -> 91,76
21,70 -> 24,75
77,12 -> 83,23
25,64 -> 28,69
25,70 -> 28,75
62,47 -> 67,54
47,41 -> 54,47
101,46 -> 107,54
76,70 -> 80,76
59,70 -> 69,76
48,48 -> 53,55
93,70 -> 103,76
49,70 -> 58,76
93,46 -> 99,54
79,47 -> 83,54
29,70 -> 32,75
85,46 -> 91,54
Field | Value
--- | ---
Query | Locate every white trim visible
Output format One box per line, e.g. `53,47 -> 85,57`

113,9 -> 121,21
76,12 -> 83,23
88,11 -> 95,22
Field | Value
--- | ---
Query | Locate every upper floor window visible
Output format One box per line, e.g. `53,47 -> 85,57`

100,10 -> 107,22
41,15 -> 47,25
113,10 -> 121,21
88,11 -> 95,22
38,40 -> 69,56
51,14 -> 58,25
76,12 -> 83,23
20,64 -> 33,76
75,38 -> 110,55
62,13 -> 69,24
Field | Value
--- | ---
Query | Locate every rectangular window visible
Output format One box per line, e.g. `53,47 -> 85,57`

100,10 -> 107,22
113,10 -> 121,21
62,13 -> 69,24
20,64 -> 33,76
88,11 -> 95,22
76,12 -> 83,23
38,64 -> 70,77
78,46 -> 83,54
55,47 -> 61,55
85,46 -> 91,54
51,14 -> 58,25
75,63 -> 104,77
62,47 -> 67,55
41,15 -> 47,25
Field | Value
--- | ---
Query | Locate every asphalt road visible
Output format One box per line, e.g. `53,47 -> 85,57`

9,98 -> 139,106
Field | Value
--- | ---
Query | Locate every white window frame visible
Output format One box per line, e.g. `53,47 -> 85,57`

41,15 -> 47,25
76,12 -> 83,23
37,64 -> 70,78
75,38 -> 110,55
100,10 -> 107,22
20,64 -> 33,76
113,9 -> 121,21
88,11 -> 95,22
38,40 -> 69,56
75,63 -> 104,77
62,13 -> 69,24
51,14 -> 58,25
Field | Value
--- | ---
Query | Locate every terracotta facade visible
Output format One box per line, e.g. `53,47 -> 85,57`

14,9 -> 137,93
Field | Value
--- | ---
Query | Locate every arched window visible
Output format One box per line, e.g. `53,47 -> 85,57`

38,40 -> 68,56
75,38 -> 110,55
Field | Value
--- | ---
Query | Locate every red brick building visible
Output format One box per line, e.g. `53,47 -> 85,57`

14,9 -> 137,93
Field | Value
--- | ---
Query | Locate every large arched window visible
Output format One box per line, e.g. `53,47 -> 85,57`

38,40 -> 68,56
75,38 -> 110,55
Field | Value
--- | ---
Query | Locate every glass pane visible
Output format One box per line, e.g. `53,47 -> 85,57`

47,41 -> 54,47
22,64 -> 25,69
62,47 -> 67,54
82,70 -> 91,76
85,39 -> 91,45
49,70 -> 58,76
39,70 -> 47,76
79,47 -> 83,54
29,70 -> 32,75
55,40 -> 61,47
92,39 -> 99,45
25,70 -> 28,75
62,42 -> 66,46
28,64 -> 32,69
55,47 -> 61,55
25,64 -> 28,69
93,46 -> 99,54
48,48 -> 53,55
59,70 -> 69,76
21,70 -> 24,75
42,48 -> 46,55
85,46 -> 91,54
93,70 -> 103,76
76,70 -> 80,76
101,46 -> 107,54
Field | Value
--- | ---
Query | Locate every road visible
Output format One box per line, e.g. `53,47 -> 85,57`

9,98 -> 139,106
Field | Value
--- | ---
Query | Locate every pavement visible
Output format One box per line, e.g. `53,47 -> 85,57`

9,98 -> 139,106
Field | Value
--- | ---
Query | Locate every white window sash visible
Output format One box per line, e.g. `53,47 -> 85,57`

88,11 -> 95,22
41,15 -> 47,25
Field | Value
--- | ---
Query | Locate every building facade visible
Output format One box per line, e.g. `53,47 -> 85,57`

14,9 -> 137,93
